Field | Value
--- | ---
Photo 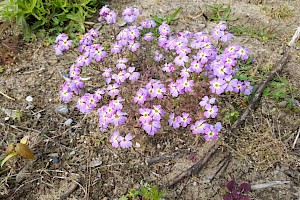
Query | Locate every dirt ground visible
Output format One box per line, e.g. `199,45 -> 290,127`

0,0 -> 300,199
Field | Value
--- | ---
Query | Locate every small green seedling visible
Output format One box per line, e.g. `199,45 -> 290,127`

1,136 -> 35,168
205,4 -> 238,22
150,7 -> 182,26
119,183 -> 165,200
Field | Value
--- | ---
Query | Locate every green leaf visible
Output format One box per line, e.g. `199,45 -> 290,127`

166,7 -> 182,24
150,15 -> 163,24
118,196 -> 128,200
1,152 -> 18,168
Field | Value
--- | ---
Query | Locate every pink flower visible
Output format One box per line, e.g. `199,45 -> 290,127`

118,133 -> 133,148
110,131 -> 120,148
204,104 -> 218,119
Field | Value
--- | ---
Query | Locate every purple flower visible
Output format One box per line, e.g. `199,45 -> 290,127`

111,42 -> 122,54
127,67 -> 140,82
181,112 -> 191,127
142,120 -> 160,136
128,41 -> 140,52
168,113 -> 181,129
93,46 -> 106,62
180,68 -> 190,78
158,22 -> 171,35
168,82 -> 180,97
59,86 -> 73,103
189,60 -> 202,73
151,105 -> 165,121
204,104 -> 218,119
242,81 -> 253,95
237,47 -> 249,61
110,131 -> 120,148
210,78 -> 226,95
203,126 -> 219,141
107,83 -> 120,98
154,50 -> 163,62
118,133 -> 133,148
174,55 -> 189,67
144,32 -> 154,41
105,10 -> 117,24
55,33 -> 68,43
94,88 -> 105,102
215,122 -> 222,132
190,120 -> 209,134
128,26 -> 140,40
134,89 -> 148,105
111,110 -> 127,126
199,96 -> 216,107
178,78 -> 194,93
139,108 -> 152,123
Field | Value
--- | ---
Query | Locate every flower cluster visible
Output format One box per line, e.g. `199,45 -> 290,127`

53,33 -> 72,55
122,6 -> 141,23
110,131 -> 133,148
168,112 -> 191,129
54,5 -> 255,148
190,121 -> 222,141
212,21 -> 233,42
139,105 -> 165,136
97,98 -> 128,132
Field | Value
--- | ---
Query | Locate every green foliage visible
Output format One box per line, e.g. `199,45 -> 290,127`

263,77 -> 299,111
224,109 -> 239,123
119,183 -> 165,200
150,7 -> 182,26
205,4 -> 238,22
229,25 -> 276,42
234,58 -> 299,111
0,0 -> 106,41
140,183 -> 165,200
0,66 -> 4,73
148,7 -> 182,38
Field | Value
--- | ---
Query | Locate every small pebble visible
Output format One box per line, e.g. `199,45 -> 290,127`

36,113 -> 41,120
55,105 -> 68,115
26,104 -> 35,110
64,118 -> 73,126
26,96 -> 33,102
50,156 -> 60,163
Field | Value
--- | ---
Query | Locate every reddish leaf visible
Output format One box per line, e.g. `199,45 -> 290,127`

226,180 -> 237,191
240,183 -> 251,193
15,143 -> 35,160
223,194 -> 233,200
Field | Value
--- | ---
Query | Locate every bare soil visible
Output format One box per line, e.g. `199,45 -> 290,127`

0,0 -> 300,199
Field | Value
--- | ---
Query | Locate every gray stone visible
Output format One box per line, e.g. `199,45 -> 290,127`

55,105 -> 68,115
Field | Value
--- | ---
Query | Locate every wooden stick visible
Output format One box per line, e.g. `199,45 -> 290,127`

0,90 -> 15,100
166,50 -> 291,188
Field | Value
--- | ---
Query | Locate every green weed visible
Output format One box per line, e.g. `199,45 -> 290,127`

0,0 -> 107,42
119,183 -> 165,200
229,25 -> 276,42
205,4 -> 238,22
234,59 -> 299,111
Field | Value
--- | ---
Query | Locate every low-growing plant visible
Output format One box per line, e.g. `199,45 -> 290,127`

205,4 -> 238,22
53,5 -> 254,148
221,180 -> 251,200
229,25 -> 276,42
0,0 -> 107,41
263,77 -> 299,111
1,136 -> 35,168
119,183 -> 165,200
